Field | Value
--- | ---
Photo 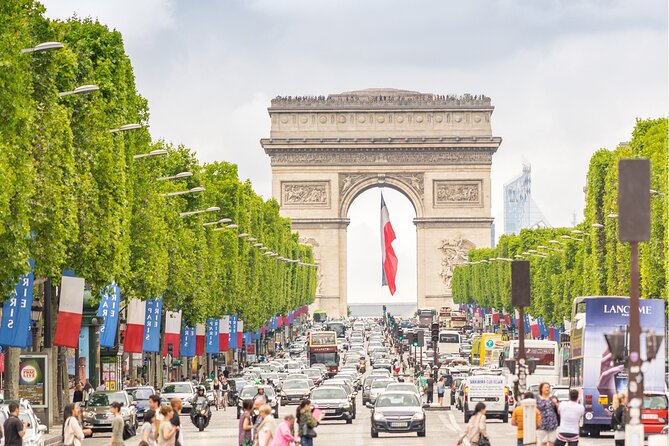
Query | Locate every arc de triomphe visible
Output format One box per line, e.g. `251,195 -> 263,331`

261,89 -> 501,317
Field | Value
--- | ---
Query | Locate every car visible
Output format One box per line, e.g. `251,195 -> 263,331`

284,373 -> 310,383
386,383 -> 420,399
550,386 -> 571,403
310,386 -> 354,423
125,386 -> 155,421
0,406 -> 48,446
160,382 -> 196,414
461,375 -> 509,423
236,385 -> 279,419
373,359 -> 393,371
455,380 -> 466,410
280,380 -> 312,406
369,379 -> 396,405
450,377 -> 465,406
641,392 -> 668,435
227,379 -> 247,406
81,391 -> 137,432
303,369 -> 324,387
370,391 -> 426,438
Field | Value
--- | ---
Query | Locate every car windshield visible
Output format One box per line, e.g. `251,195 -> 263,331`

312,388 -> 346,400
240,387 -> 275,398
372,380 -> 393,389
285,363 -> 301,369
234,381 -> 247,391
283,381 -> 310,390
644,395 -> 668,410
162,384 -> 192,394
376,393 -> 420,408
387,384 -> 416,393
88,392 -> 126,407
303,370 -> 320,377
18,413 -> 33,428
127,388 -> 153,400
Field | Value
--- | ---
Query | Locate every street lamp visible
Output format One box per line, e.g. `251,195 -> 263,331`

607,213 -> 619,219
178,206 -> 219,218
259,247 -> 268,251
133,149 -> 168,159
247,237 -> 257,242
548,240 -> 562,245
30,303 -> 43,322
110,123 -> 142,134
58,84 -> 99,97
160,186 -> 205,197
157,171 -> 193,181
203,218 -> 231,227
21,41 -> 64,53
592,223 -> 604,228
252,243 -> 263,248
225,224 -> 238,229
238,233 -> 249,238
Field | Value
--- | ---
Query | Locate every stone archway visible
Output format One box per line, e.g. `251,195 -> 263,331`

261,89 -> 501,317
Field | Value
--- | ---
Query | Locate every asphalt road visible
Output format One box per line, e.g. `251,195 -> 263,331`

81,392 -> 619,446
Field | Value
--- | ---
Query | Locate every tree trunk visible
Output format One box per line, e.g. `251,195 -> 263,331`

4,347 -> 20,400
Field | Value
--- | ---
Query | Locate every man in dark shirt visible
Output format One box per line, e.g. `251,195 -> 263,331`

4,402 -> 26,446
425,374 -> 435,405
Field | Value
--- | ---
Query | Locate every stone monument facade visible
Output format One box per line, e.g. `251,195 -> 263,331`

261,89 -> 501,317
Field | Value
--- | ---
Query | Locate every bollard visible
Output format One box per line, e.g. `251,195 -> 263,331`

521,397 -> 537,446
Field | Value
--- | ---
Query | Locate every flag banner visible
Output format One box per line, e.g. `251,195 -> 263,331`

195,323 -> 205,356
205,319 -> 219,354
54,272 -> 85,348
180,326 -> 196,357
228,316 -> 238,349
219,316 -> 230,352
98,283 -> 120,348
163,311 -> 181,357
143,298 -> 162,353
124,299 -> 146,353
237,320 -> 244,348
380,193 -> 398,295
0,261 -> 34,348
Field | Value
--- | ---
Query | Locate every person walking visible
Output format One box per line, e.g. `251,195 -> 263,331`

157,406 -> 178,446
536,383 -> 559,446
256,405 -> 277,446
437,376 -> 445,406
554,389 -> 585,446
270,415 -> 300,446
512,392 -> 542,446
456,402 -> 488,446
63,403 -> 92,446
3,402 -> 26,446
109,402 -> 125,446
611,393 -> 627,446
425,373 -> 435,405
221,377 -> 231,411
297,400 -> 320,446
212,377 -> 221,409
72,384 -> 84,404
170,399 -> 182,446
140,409 -> 157,446
239,400 -> 254,446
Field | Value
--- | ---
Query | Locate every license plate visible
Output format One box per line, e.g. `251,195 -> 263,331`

642,414 -> 658,420
390,422 -> 408,427
322,409 -> 335,414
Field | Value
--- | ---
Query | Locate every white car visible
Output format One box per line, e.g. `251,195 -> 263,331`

0,407 -> 47,446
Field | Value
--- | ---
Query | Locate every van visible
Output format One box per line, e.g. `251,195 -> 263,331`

462,374 -> 509,423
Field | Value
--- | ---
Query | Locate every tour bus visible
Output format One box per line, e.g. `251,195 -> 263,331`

313,310 -> 327,323
438,330 -> 461,356
324,320 -> 346,340
308,331 -> 339,377
471,333 -> 503,366
450,311 -> 467,331
438,306 -> 452,327
499,339 -> 560,389
568,296 -> 665,437
417,307 -> 436,328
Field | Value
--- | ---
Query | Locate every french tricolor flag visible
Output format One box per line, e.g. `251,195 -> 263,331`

380,193 -> 398,295
53,274 -> 85,348
196,323 -> 205,356
163,310 -> 181,357
124,299 -> 145,353
219,316 -> 230,352
237,320 -> 244,348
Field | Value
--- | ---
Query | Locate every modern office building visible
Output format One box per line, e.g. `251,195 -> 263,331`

503,164 -> 549,235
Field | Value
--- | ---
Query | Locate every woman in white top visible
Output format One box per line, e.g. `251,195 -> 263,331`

456,402 -> 488,446
63,403 -> 92,446
256,405 -> 277,446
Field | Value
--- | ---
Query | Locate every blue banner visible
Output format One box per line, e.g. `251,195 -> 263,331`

0,261 -> 34,348
98,283 -> 120,348
143,298 -> 162,352
205,319 -> 219,354
228,315 -> 238,349
180,326 -> 196,357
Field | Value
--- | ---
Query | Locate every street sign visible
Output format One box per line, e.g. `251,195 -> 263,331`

485,339 -> 495,348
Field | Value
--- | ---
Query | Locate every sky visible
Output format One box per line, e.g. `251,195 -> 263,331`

42,0 -> 668,304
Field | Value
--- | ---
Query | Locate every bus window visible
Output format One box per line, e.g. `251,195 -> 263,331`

439,333 -> 459,343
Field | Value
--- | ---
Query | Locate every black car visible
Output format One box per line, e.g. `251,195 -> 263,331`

125,386 -> 155,421
310,386 -> 353,424
370,391 -> 425,438
236,385 -> 279,419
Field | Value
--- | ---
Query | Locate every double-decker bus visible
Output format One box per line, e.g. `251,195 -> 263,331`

417,308 -> 436,328
450,311 -> 467,331
569,296 -> 665,437
324,320 -> 346,340
308,331 -> 339,377
438,307 -> 452,327
313,310 -> 327,323
499,339 -> 560,388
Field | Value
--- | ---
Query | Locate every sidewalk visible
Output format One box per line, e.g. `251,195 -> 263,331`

44,425 -> 62,446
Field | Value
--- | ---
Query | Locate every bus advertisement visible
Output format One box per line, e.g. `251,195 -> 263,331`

471,333 -> 503,366
308,331 -> 339,377
500,340 -> 560,388
569,296 -> 665,436
450,312 -> 467,330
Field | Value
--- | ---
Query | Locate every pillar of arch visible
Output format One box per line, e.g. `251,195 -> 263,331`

261,89 -> 501,318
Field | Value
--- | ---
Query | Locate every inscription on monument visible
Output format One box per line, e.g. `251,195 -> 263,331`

270,151 -> 493,166
281,182 -> 330,207
434,181 -> 482,206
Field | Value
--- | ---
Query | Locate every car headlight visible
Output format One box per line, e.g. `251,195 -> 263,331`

412,412 -> 425,421
83,411 -> 94,418
373,412 -> 385,421
339,403 -> 351,409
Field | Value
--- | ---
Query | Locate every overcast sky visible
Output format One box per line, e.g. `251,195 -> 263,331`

43,0 -> 667,304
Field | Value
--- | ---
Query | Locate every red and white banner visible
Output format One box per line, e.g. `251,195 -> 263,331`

380,193 -> 398,295
124,299 -> 145,353
163,310 -> 181,357
219,316 -> 230,352
54,275 -> 85,348
195,323 -> 205,356
237,320 -> 244,348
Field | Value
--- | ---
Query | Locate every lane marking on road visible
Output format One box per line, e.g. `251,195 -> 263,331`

438,413 -> 458,432
448,411 -> 463,432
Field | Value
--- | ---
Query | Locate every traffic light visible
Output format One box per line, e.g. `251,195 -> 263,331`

383,305 -> 387,313
431,322 -> 439,343
407,332 -> 415,346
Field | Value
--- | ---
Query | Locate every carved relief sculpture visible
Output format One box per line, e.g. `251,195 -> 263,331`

299,237 -> 323,295
434,181 -> 481,205
439,237 -> 476,290
282,182 -> 329,206
339,173 -> 424,200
